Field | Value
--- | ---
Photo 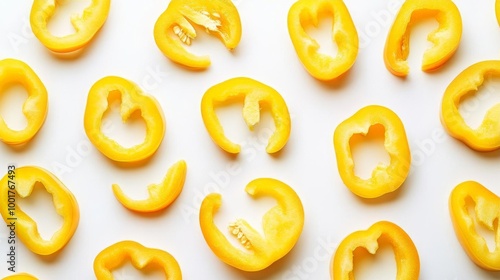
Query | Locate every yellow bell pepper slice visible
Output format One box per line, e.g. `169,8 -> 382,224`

384,0 -> 462,77
496,0 -> 500,26
449,181 -> 500,270
334,105 -> 411,199
199,178 -> 304,272
94,240 -> 182,280
0,59 -> 48,145
287,0 -> 358,81
441,60 -> 500,152
154,0 -> 242,69
0,166 -> 79,256
112,160 -> 187,213
2,273 -> 38,280
332,221 -> 420,279
30,0 -> 110,53
84,76 -> 165,163
201,77 -> 291,154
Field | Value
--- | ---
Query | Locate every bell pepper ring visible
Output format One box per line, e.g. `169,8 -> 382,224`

332,221 -> 420,279
201,77 -> 291,154
112,160 -> 187,213
94,240 -> 182,280
2,274 -> 38,280
287,0 -> 359,81
449,181 -> 500,271
30,0 -> 110,53
199,178 -> 304,272
154,0 -> 242,69
334,105 -> 411,199
84,76 -> 165,163
0,166 -> 79,256
0,59 -> 48,145
384,0 -> 462,77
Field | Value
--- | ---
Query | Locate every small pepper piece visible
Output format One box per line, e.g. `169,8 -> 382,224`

94,240 -> 182,280
201,77 -> 291,154
441,60 -> 500,152
0,59 -> 48,145
496,0 -> 500,26
112,160 -> 187,213
84,76 -> 165,163
199,178 -> 304,271
384,0 -> 462,77
154,0 -> 242,69
0,166 -> 79,256
2,273 -> 38,280
334,105 -> 411,198
449,181 -> 500,271
287,0 -> 358,81
30,0 -> 110,53
332,221 -> 420,279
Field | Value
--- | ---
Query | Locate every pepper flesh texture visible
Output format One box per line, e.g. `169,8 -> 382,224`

84,76 -> 165,163
2,274 -> 38,280
154,0 -> 242,69
441,61 -> 500,152
287,0 -> 358,81
112,160 -> 187,213
0,166 -> 79,256
449,181 -> 500,271
201,77 -> 291,154
334,105 -> 411,199
0,59 -> 48,145
497,0 -> 500,26
384,0 -> 462,77
199,178 -> 304,272
94,241 -> 182,280
332,221 -> 420,280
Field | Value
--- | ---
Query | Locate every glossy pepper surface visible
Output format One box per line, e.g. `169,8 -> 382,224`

2,273 -> 38,280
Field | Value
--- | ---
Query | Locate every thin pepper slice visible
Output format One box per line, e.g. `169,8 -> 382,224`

0,59 -> 48,145
154,0 -> 242,69
496,0 -> 500,26
201,77 -> 291,154
334,105 -> 411,199
84,76 -> 165,163
2,274 -> 38,280
287,0 -> 358,81
199,178 -> 304,272
112,160 -> 187,213
384,0 -> 462,77
449,181 -> 500,270
94,240 -> 182,280
441,60 -> 500,152
30,0 -> 110,53
0,166 -> 79,256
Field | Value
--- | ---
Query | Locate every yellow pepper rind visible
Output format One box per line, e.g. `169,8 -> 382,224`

496,0 -> 500,26
2,273 -> 38,280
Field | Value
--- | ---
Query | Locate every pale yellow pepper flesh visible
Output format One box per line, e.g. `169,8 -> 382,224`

497,0 -> 500,26
2,273 -> 38,280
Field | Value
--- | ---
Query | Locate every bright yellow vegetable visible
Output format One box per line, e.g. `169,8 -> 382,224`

2,273 -> 38,280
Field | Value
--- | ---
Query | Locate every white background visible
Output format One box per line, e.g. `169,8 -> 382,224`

1,0 -> 500,279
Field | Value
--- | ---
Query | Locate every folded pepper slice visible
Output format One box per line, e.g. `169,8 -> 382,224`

30,0 -> 110,53
332,221 -> 420,279
287,0 -> 358,81
2,273 -> 38,280
84,76 -> 165,163
0,166 -> 79,256
384,0 -> 462,76
94,240 -> 182,280
449,181 -> 500,270
334,105 -> 411,198
201,77 -> 291,154
154,0 -> 242,69
199,178 -> 304,271
0,59 -> 48,145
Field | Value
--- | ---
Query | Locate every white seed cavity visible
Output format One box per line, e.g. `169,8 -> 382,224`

212,12 -> 221,18
197,10 -> 222,33
229,222 -> 252,249
173,25 -> 193,46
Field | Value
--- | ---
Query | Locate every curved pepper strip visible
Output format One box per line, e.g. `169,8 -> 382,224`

334,105 -> 411,198
0,59 -> 48,145
154,0 -> 242,69
84,76 -> 165,163
30,0 -> 110,53
0,166 -> 79,256
449,181 -> 500,270
384,0 -> 462,77
497,0 -> 500,26
199,178 -> 304,271
2,274 -> 38,280
287,0 -> 358,81
441,61 -> 500,152
201,77 -> 291,154
94,240 -> 182,280
112,160 -> 187,213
